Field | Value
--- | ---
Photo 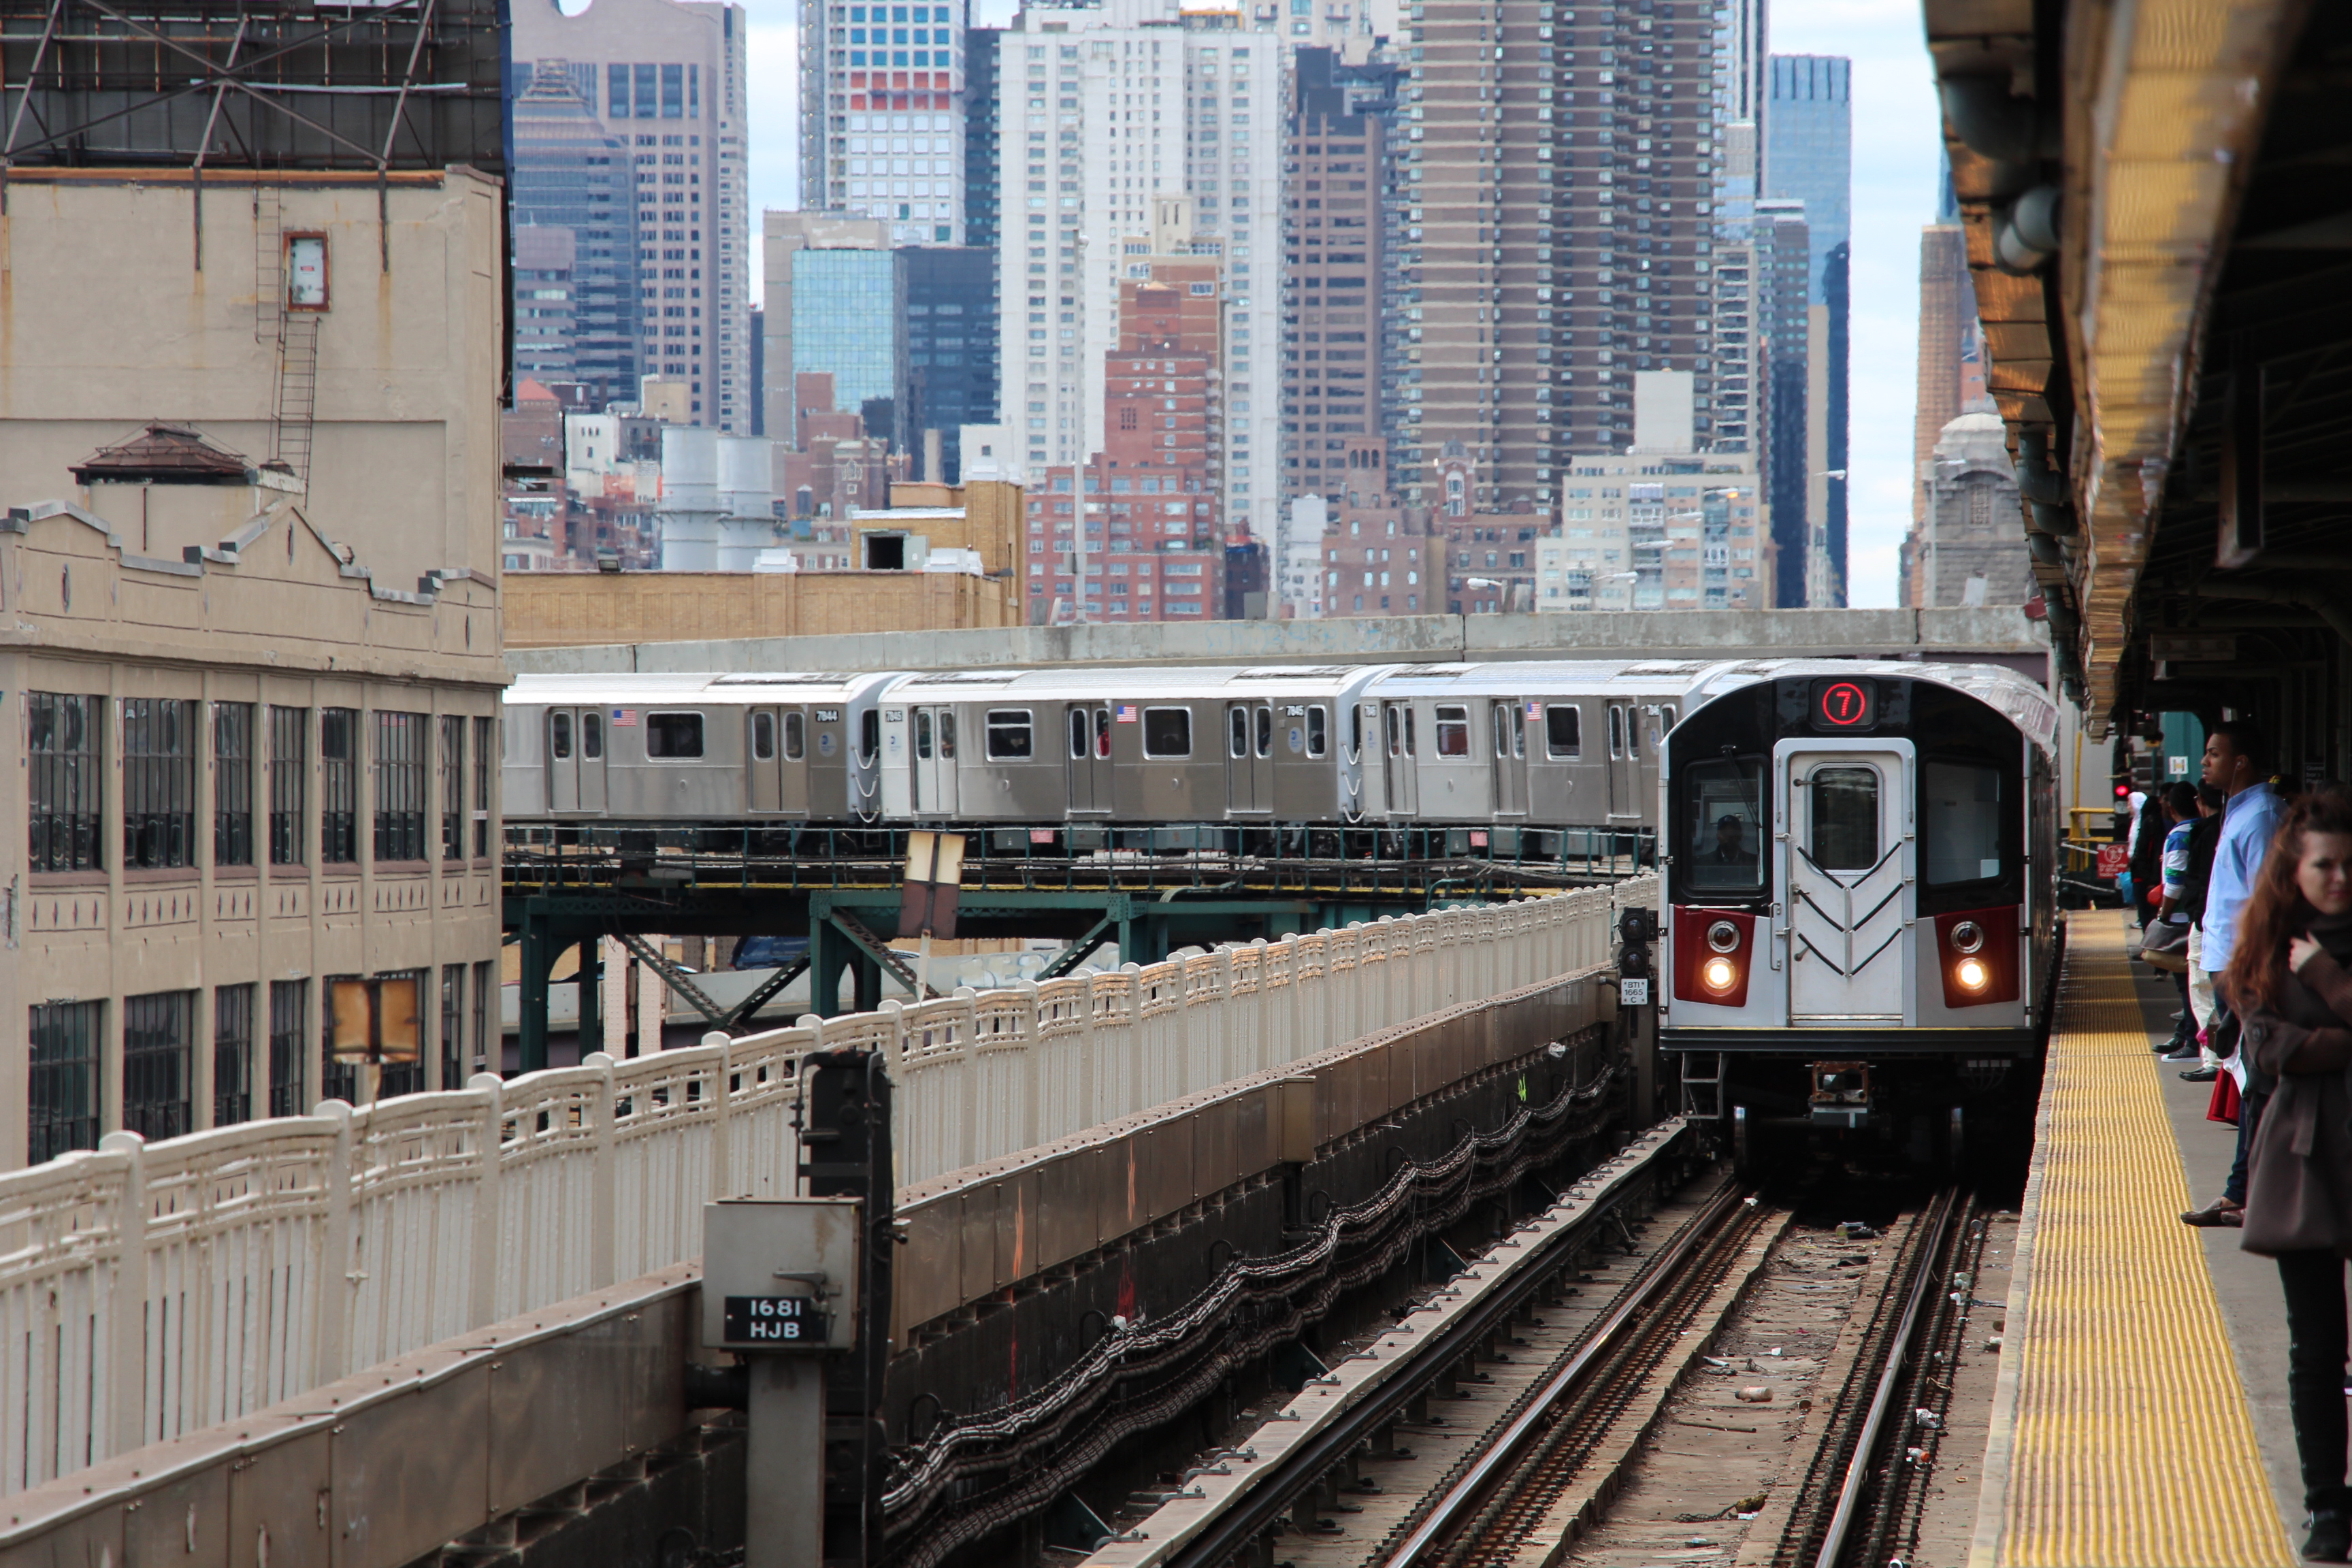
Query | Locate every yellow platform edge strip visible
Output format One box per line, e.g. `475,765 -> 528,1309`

1991,914 -> 2296,1567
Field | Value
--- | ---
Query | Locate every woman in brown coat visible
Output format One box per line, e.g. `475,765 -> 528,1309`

2230,789 -> 2352,1563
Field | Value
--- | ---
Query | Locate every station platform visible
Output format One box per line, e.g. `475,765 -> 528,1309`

1972,912 -> 2306,1567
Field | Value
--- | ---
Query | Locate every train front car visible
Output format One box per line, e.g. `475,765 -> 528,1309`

1659,661 -> 2059,1174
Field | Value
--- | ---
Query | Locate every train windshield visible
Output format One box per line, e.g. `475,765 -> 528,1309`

1923,761 -> 2004,885
1682,759 -> 1766,894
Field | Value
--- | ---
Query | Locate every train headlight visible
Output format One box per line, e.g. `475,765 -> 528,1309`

1950,920 -> 1985,955
1706,920 -> 1741,953
1955,956 -> 1990,992
1701,956 -> 1739,994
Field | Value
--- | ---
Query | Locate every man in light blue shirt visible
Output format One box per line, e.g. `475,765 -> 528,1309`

2181,719 -> 2285,1228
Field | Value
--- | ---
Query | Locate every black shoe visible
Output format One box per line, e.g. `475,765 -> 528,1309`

2180,1066 -> 2221,1082
2181,1197 -> 2243,1226
2302,1509 -> 2349,1563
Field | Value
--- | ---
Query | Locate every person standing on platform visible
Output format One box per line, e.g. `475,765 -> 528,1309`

2226,788 -> 2352,1563
2169,783 -> 2229,1075
2183,721 -> 2289,1228
2130,784 -> 2169,930
2147,783 -> 2202,1059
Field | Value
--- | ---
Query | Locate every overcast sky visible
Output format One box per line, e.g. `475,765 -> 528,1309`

740,0 -> 1944,607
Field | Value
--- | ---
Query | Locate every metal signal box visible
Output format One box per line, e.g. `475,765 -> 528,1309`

702,1197 -> 863,1353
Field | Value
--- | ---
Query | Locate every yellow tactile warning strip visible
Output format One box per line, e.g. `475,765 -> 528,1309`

1995,914 -> 2296,1567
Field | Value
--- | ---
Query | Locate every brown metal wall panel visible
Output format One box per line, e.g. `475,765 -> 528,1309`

958,1188 -> 1000,1305
489,1306 -> 671,1515
0,1507 -> 123,1568
1035,1145 -> 1103,1273
1235,1085 -> 1275,1175
1134,1122 -> 1192,1224
894,1197 -> 964,1341
992,1171 -> 1041,1288
329,1362 -> 493,1568
122,1461 -> 229,1565
1193,1098 -> 1239,1197
1276,1077 -> 1319,1164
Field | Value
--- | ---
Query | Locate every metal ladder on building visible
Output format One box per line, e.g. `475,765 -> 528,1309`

252,184 -> 318,486
1680,1050 -> 1727,1120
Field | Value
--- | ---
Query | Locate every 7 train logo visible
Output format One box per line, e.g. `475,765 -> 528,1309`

1817,681 -> 1873,729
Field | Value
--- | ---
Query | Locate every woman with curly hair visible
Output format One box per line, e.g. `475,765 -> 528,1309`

2229,787 -> 2352,1562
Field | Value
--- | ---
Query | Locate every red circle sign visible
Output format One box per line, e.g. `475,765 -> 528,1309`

1819,682 -> 1871,727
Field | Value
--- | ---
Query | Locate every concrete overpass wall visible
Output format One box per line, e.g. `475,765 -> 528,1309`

504,607 -> 2048,678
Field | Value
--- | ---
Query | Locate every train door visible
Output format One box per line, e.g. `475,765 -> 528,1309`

1067,704 -> 1114,815
1778,741 -> 1915,1023
778,708 -> 811,815
911,704 -> 960,816
1491,700 -> 1528,817
546,708 -> 606,813
1382,701 -> 1419,815
1226,702 -> 1274,815
749,708 -> 781,811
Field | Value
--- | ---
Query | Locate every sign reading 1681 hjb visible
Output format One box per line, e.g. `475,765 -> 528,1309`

723,1294 -> 830,1344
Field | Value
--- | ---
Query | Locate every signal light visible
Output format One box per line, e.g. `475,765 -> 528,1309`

1706,919 -> 1740,953
1701,955 -> 1739,994
1955,956 -> 1990,992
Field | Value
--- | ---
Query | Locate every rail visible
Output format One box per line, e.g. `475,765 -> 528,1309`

0,877 -> 1652,1503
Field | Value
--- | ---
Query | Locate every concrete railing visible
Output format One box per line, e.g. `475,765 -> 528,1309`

0,877 -> 1650,1500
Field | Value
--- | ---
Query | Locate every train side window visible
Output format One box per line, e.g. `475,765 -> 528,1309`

1628,708 -> 1642,757
1143,707 -> 1192,758
581,711 -> 603,760
915,710 -> 934,760
985,709 -> 1032,760
1607,705 -> 1624,758
1923,760 -> 2004,885
1255,706 -> 1273,758
1545,705 -> 1581,759
550,711 -> 572,760
1435,705 -> 1471,757
1809,766 -> 1882,870
1384,706 -> 1401,757
1514,707 -> 1526,759
1492,705 -> 1511,759
938,712 -> 958,760
645,712 -> 704,759
1228,705 -> 1250,760
1307,706 -> 1328,758
752,712 -> 776,761
859,710 -> 879,764
783,711 -> 805,761
1094,708 -> 1111,758
1661,704 -> 1677,732
1069,709 -> 1089,759
1350,704 -> 1364,761
1405,706 -> 1416,755
1683,758 -> 1766,894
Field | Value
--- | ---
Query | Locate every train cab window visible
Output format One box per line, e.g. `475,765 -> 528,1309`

783,712 -> 806,761
1923,761 -> 2004,885
1307,706 -> 1328,758
1228,706 -> 1250,760
1094,708 -> 1111,758
1683,759 -> 1765,894
1545,705 -> 1581,759
1143,707 -> 1192,758
581,712 -> 603,760
985,710 -> 1033,760
1809,766 -> 1881,871
1434,706 -> 1471,757
550,711 -> 572,760
859,710 -> 879,765
1069,709 -> 1090,759
752,712 -> 776,761
915,710 -> 933,760
1256,706 -> 1273,758
645,713 -> 703,759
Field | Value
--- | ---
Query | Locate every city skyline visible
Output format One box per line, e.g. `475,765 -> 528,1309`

744,0 -> 1945,607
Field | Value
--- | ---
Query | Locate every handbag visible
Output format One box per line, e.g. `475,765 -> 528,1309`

2136,921 -> 2189,973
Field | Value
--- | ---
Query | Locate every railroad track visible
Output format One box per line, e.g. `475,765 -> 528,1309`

1081,1170 -> 1991,1568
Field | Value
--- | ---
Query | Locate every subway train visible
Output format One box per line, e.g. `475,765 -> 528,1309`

1656,660 -> 2061,1172
502,661 -> 1705,832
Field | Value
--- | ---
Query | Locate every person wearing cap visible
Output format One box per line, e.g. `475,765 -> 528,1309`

1710,815 -> 1755,866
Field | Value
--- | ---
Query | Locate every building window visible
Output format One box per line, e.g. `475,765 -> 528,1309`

215,702 -> 256,867
321,708 -> 359,864
214,983 -> 255,1128
122,698 -> 198,870
122,990 -> 195,1142
27,691 -> 102,873
29,1001 -> 101,1162
441,966 -> 465,1092
269,706 -> 309,866
471,960 -> 493,1079
473,715 -> 495,858
440,715 -> 466,861
269,981 -> 308,1118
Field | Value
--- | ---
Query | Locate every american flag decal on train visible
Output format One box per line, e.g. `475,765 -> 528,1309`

1115,704 -> 1139,723
611,709 -> 638,727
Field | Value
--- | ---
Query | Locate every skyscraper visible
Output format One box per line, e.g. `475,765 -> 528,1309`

511,63 -> 640,405
1764,53 -> 1850,604
800,0 -> 973,244
1401,0 -> 1726,515
1757,197 -> 1810,612
905,247 -> 1000,480
512,0 -> 752,431
992,11 -> 1286,550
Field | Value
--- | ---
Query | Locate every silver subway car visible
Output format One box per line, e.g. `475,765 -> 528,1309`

504,672 -> 903,823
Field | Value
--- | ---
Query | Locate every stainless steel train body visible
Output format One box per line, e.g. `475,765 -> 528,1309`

504,659 -> 1714,833
1654,660 -> 2061,1164
501,672 -> 901,823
